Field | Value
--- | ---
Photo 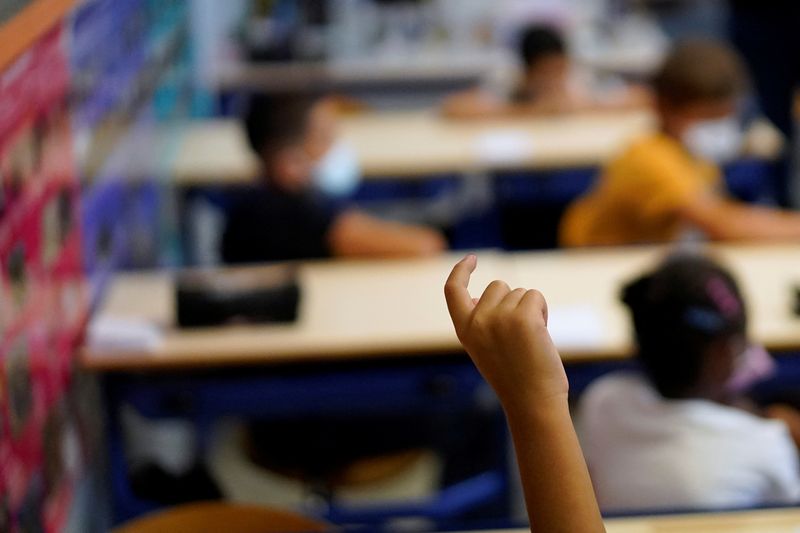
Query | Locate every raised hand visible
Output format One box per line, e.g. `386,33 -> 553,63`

444,255 -> 605,533
444,254 -> 568,411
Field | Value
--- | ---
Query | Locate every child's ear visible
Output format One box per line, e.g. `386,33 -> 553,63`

267,148 -> 293,185
273,147 -> 311,190
659,101 -> 695,140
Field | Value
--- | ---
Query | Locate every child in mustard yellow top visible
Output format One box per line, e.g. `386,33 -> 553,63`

561,39 -> 800,247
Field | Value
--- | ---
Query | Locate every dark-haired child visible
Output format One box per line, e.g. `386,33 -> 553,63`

442,24 -> 647,118
578,254 -> 800,511
221,94 -> 445,264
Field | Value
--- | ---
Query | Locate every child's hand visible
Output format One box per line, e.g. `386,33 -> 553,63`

447,255 -> 604,532
444,255 -> 569,412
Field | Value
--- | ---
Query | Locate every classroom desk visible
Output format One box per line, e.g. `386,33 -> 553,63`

171,110 -> 782,186
84,244 -> 800,524
81,243 -> 800,371
170,110 -> 650,186
470,507 -> 800,533
81,251 -> 504,370
340,110 -> 657,178
606,507 -> 800,533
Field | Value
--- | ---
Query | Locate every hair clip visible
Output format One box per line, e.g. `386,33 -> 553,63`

706,277 -> 741,318
684,306 -> 725,332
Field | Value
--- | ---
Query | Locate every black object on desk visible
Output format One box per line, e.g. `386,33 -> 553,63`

793,285 -> 800,317
175,265 -> 300,327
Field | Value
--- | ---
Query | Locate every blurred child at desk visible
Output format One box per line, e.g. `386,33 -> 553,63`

442,24 -> 648,119
578,254 -> 800,512
221,94 -> 445,264
561,39 -> 800,247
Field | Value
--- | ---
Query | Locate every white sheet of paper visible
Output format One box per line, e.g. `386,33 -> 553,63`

546,305 -> 604,349
87,316 -> 163,353
474,130 -> 533,165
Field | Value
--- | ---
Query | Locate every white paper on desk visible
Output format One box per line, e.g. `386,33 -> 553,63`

474,130 -> 533,165
546,305 -> 604,349
87,316 -> 163,352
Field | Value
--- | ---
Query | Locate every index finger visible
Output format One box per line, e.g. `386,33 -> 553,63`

444,254 -> 478,332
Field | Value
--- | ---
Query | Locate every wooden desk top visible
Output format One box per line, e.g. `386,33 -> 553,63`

171,120 -> 260,187
170,111 -> 782,187
474,508 -> 800,533
512,243 -> 800,359
171,110 -> 651,186
80,243 -> 800,371
81,252 -> 507,370
340,109 -> 655,178
609,507 -> 800,533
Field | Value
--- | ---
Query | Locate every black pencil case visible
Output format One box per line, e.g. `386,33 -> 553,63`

175,266 -> 300,327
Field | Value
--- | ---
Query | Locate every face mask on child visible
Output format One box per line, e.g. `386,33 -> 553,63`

312,140 -> 361,197
726,344 -> 776,394
682,116 -> 743,164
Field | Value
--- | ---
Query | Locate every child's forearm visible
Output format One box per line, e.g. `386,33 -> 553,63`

682,198 -> 800,241
328,210 -> 445,258
505,395 -> 605,533
444,255 -> 604,532
719,204 -> 800,240
765,404 -> 800,448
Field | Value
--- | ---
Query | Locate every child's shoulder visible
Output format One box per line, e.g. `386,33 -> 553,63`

607,132 -> 706,188
580,371 -> 791,441
620,132 -> 686,168
579,370 -> 653,411
582,372 -> 773,421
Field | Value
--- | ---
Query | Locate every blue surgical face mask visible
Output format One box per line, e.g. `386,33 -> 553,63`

312,140 -> 361,197
682,116 -> 743,164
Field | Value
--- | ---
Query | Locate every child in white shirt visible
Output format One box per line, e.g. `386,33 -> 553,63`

578,254 -> 800,512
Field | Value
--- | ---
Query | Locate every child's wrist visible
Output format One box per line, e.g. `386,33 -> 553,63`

502,391 -> 570,424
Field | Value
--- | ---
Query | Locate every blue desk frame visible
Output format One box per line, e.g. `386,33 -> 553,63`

102,356 -> 510,528
101,345 -> 800,529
